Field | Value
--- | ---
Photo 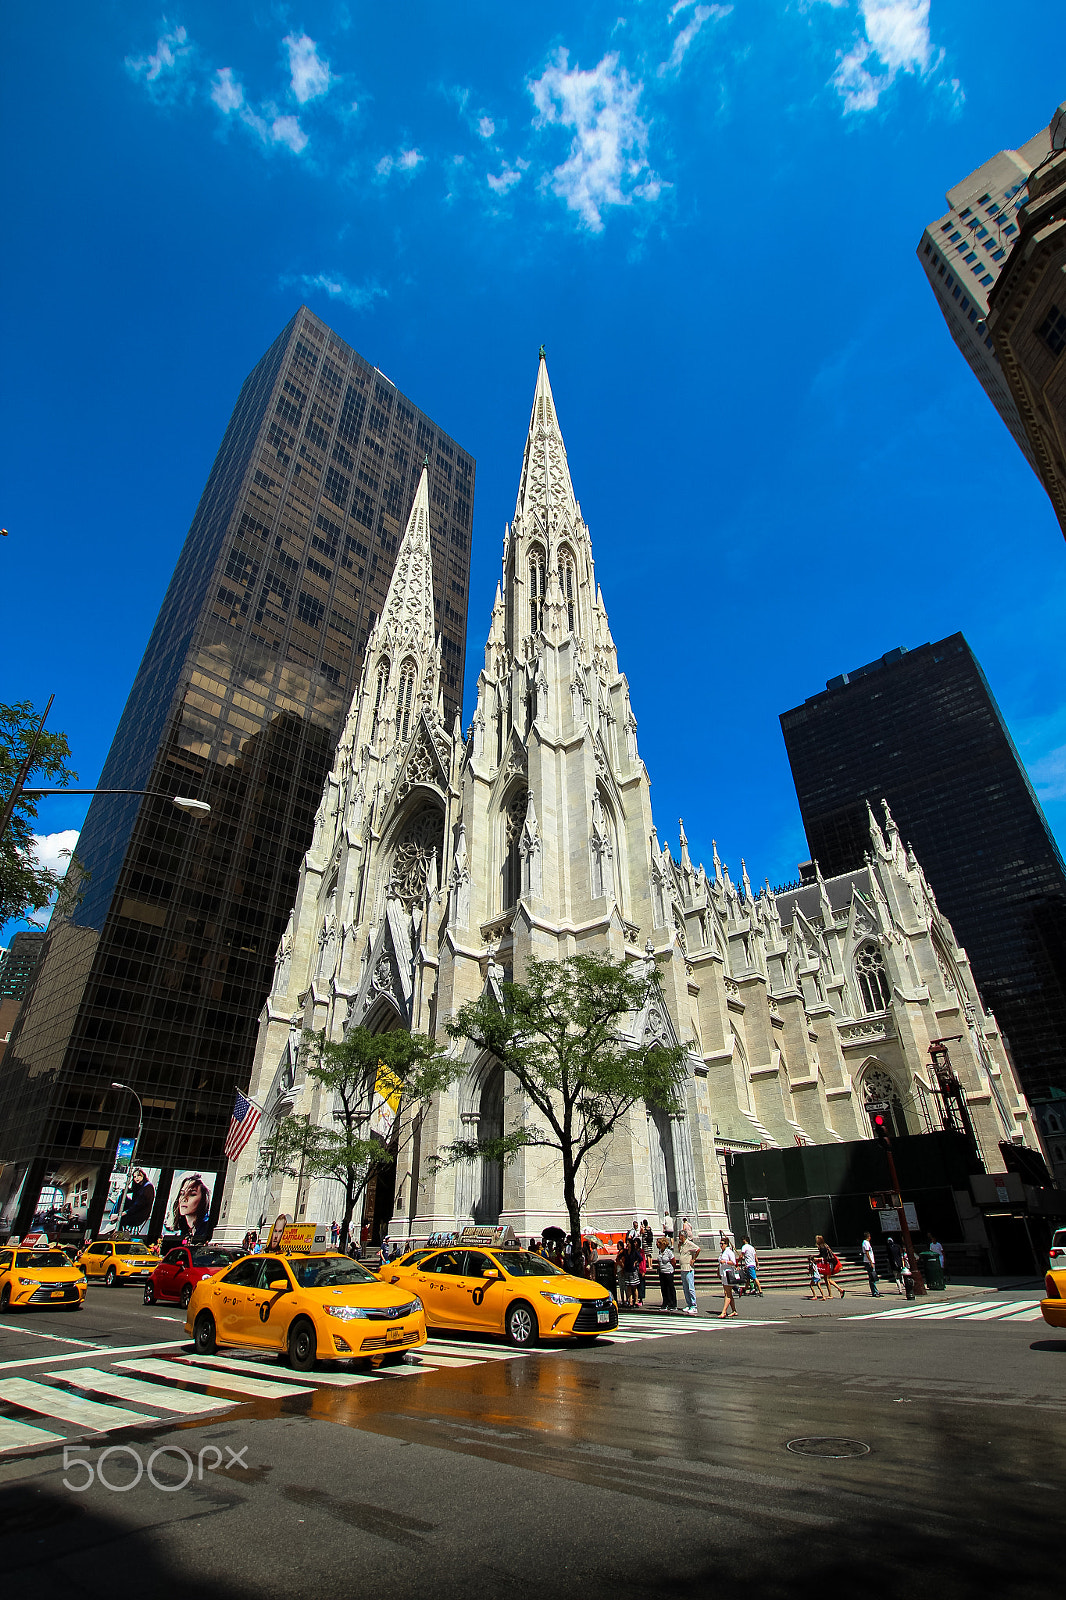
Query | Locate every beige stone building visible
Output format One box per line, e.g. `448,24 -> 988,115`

218,359 -> 1038,1246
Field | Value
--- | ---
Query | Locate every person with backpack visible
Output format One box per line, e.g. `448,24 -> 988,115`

885,1233 -> 905,1294
814,1233 -> 846,1299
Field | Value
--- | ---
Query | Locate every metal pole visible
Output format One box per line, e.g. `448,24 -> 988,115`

111,1084 -> 144,1236
0,695 -> 54,846
883,1136 -> 927,1296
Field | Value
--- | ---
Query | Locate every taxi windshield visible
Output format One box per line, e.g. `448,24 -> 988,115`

190,1250 -> 232,1268
113,1244 -> 149,1256
16,1251 -> 70,1269
288,1255 -> 380,1289
492,1251 -> 565,1277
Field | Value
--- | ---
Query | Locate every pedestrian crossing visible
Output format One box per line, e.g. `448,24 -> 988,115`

0,1310 -> 776,1457
850,1297 -> 1044,1323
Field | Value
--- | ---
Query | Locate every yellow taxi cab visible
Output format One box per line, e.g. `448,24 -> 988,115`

184,1250 -> 427,1371
1040,1268 -> 1066,1329
382,1244 -> 619,1346
75,1238 -> 159,1287
0,1244 -> 86,1312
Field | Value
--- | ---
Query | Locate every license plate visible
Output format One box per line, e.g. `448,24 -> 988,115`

386,1326 -> 404,1342
50,1290 -> 65,1299
597,1310 -> 609,1324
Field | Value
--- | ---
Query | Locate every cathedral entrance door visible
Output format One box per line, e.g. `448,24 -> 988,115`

473,1067 -> 504,1226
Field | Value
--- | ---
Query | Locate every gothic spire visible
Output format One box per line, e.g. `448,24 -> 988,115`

380,463 -> 436,652
513,355 -> 579,532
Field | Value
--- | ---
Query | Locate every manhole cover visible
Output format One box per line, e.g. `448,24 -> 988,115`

786,1437 -> 871,1459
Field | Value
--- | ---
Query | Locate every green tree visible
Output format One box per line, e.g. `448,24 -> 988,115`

254,1026 -> 463,1250
0,700 -> 78,928
441,953 -> 690,1269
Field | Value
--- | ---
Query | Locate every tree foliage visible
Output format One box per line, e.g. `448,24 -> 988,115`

441,953 -> 690,1267
0,700 -> 78,928
252,1025 -> 462,1249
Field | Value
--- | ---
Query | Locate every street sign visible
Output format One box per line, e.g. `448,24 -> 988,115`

864,1101 -> 889,1115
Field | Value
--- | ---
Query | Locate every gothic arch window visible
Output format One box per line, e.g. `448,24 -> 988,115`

502,788 -> 528,908
374,660 -> 390,719
528,549 -> 546,634
855,940 -> 891,1013
558,549 -> 576,633
859,1062 -> 906,1136
395,658 -> 417,743
387,803 -> 445,910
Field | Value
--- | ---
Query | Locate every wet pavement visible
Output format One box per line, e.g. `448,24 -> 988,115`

0,1288 -> 1061,1599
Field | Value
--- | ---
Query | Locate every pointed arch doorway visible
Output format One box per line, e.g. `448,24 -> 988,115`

473,1064 -> 504,1225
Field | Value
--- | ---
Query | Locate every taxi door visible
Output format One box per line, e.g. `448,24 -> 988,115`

460,1251 -> 508,1334
415,1250 -> 468,1329
84,1244 -> 109,1279
215,1258 -> 262,1342
247,1258 -> 294,1348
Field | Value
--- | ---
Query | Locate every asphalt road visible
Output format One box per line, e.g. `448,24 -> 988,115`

0,1282 -> 1061,1600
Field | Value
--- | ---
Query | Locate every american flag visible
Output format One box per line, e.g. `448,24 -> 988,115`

223,1090 -> 262,1160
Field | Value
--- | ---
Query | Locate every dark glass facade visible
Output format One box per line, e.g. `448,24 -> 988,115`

0,310 -> 474,1234
780,634 -> 1066,1102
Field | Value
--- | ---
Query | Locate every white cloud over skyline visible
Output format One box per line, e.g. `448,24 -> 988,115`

375,147 -> 424,180
283,272 -> 388,311
659,3 -> 732,77
528,50 -> 662,232
285,33 -> 332,104
828,0 -> 940,114
124,24 -> 193,101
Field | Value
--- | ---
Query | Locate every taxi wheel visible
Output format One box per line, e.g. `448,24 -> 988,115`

193,1311 -> 217,1355
505,1300 -> 538,1347
287,1318 -> 318,1372
104,1265 -> 117,1286
143,1282 -> 156,1305
0,1285 -> 10,1314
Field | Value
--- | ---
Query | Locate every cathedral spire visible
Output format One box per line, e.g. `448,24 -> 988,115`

513,355 -> 579,531
381,463 -> 436,651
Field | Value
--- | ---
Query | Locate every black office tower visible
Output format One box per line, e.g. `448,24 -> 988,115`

780,635 -> 1066,1108
0,309 -> 474,1240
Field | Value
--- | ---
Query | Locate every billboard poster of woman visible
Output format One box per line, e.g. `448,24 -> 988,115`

165,1170 -> 216,1241
102,1167 -> 161,1236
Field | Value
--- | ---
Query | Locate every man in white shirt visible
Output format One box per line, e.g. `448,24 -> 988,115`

739,1236 -> 762,1296
861,1231 -> 879,1297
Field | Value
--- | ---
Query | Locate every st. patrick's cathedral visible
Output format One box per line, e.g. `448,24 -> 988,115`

218,358 -> 1038,1245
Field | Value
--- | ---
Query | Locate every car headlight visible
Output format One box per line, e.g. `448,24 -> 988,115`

540,1292 -> 582,1306
324,1307 -> 366,1322
18,1278 -> 40,1286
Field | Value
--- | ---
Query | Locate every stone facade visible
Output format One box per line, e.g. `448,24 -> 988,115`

218,359 -> 1039,1245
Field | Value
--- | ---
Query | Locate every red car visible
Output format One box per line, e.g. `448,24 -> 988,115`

144,1246 -> 234,1308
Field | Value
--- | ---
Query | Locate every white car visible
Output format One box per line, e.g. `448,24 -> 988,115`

1050,1228 -> 1066,1271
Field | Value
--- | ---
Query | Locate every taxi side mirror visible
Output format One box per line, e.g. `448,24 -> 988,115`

481,1268 -> 501,1281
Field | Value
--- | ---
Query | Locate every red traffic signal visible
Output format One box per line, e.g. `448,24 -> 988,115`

872,1113 -> 889,1142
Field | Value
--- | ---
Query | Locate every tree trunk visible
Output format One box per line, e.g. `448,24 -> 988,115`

562,1159 -> 583,1277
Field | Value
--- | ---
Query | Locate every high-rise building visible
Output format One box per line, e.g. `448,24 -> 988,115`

987,105 -> 1066,542
918,117 -> 1053,472
0,309 -> 474,1241
0,931 -> 46,1068
779,634 -> 1066,1117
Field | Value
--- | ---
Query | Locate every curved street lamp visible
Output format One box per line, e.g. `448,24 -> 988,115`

110,1081 -> 145,1237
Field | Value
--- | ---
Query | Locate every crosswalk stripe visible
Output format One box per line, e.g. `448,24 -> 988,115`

851,1301 -> 974,1320
0,1339 -> 188,1373
421,1341 -> 529,1360
116,1358 -> 312,1399
413,1352 -> 482,1368
170,1353 -> 382,1388
0,1377 -> 156,1431
0,1417 -> 66,1454
999,1306 -> 1043,1321
53,1367 -> 236,1414
933,1301 -> 1039,1321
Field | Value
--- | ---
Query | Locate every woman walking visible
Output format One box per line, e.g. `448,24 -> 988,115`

656,1236 -> 677,1311
718,1233 -> 739,1319
815,1234 -> 846,1299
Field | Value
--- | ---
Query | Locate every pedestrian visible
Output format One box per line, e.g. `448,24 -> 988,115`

614,1241 -> 628,1304
861,1231 -> 880,1296
805,1254 -> 827,1300
677,1229 -> 701,1315
640,1218 -> 654,1254
636,1242 -> 647,1306
815,1234 -> 845,1299
739,1236 -> 763,1296
679,1216 -> 694,1245
656,1235 -> 677,1311
718,1233 -> 739,1319
624,1243 -> 641,1307
330,1219 -> 338,1248
885,1234 -> 905,1294
928,1234 -> 946,1280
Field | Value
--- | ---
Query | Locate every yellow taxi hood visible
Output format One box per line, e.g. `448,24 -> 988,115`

17,1264 -> 82,1281
299,1281 -> 418,1309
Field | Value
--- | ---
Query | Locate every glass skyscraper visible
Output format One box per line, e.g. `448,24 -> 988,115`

780,634 -> 1066,1107
0,309 -> 474,1240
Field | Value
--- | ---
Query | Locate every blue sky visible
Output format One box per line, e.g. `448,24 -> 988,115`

2,1 -> 1065,943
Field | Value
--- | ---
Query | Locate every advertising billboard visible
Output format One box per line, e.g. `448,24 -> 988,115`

101,1165 -> 162,1236
163,1169 -> 217,1242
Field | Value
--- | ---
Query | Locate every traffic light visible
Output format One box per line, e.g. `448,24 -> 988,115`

872,1112 -> 889,1143
868,1194 -> 881,1210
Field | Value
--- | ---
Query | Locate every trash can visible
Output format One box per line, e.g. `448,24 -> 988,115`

595,1258 -> 617,1298
918,1251 -> 945,1291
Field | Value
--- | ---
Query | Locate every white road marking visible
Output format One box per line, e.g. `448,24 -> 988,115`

0,1339 -> 187,1372
0,1377 -> 157,1431
936,1300 -> 1038,1321
171,1352 -> 380,1388
54,1366 -> 236,1414
0,1418 -> 65,1454
999,1306 -> 1044,1321
118,1357 -> 312,1399
0,1323 -> 98,1347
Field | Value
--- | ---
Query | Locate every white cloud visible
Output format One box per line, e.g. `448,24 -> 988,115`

124,24 -> 192,100
528,49 -> 662,232
487,159 -> 529,195
285,33 -> 331,104
659,3 -> 732,77
478,115 -> 495,139
285,273 -> 387,311
829,0 -> 940,114
210,67 -> 244,114
271,114 -> 309,155
375,147 -> 424,180
31,831 -> 80,875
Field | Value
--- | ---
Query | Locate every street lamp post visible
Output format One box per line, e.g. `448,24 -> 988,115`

111,1082 -> 144,1236
1,785 -> 211,850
